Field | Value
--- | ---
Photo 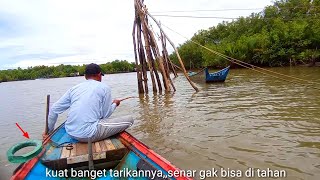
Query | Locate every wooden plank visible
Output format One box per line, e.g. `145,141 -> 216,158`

94,141 -> 102,153
92,142 -> 96,153
104,139 -> 116,150
67,152 -> 106,164
76,143 -> 88,156
75,142 -> 97,155
60,147 -> 71,158
111,138 -> 125,149
70,144 -> 77,157
99,141 -> 108,152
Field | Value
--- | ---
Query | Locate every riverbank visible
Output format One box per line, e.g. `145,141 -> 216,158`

300,62 -> 320,67
0,70 -> 136,83
0,60 -> 136,83
1,63 -> 319,83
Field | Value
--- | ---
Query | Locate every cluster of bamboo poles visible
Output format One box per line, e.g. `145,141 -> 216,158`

133,0 -> 198,94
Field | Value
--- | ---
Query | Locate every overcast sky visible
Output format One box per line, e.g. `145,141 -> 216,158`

0,0 -> 273,70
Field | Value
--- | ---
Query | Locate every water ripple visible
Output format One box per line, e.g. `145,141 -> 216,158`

0,67 -> 319,179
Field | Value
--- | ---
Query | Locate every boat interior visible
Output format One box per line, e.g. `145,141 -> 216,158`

23,124 -> 169,179
41,132 -> 128,171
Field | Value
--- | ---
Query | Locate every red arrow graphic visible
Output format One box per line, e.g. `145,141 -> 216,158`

15,123 -> 30,139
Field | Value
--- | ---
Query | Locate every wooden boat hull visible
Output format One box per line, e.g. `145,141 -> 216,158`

188,66 -> 230,83
11,123 -> 191,180
205,66 -> 230,83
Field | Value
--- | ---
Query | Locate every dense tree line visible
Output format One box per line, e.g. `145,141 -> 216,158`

0,60 -> 135,82
170,0 -> 320,68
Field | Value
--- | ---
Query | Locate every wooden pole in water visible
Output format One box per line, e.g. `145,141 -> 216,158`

135,9 -> 149,93
44,94 -> 50,135
146,12 -> 199,92
132,19 -> 144,94
148,29 -> 171,92
138,7 -> 158,93
135,0 -> 170,92
132,0 -> 198,93
161,31 -> 178,78
150,49 -> 163,92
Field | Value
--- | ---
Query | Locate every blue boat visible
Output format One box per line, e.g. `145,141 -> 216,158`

205,66 -> 230,82
188,66 -> 230,83
10,122 -> 191,180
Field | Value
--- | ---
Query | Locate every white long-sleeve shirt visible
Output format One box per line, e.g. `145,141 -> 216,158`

48,79 -> 117,138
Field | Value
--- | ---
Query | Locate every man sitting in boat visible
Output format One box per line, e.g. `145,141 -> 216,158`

46,63 -> 134,142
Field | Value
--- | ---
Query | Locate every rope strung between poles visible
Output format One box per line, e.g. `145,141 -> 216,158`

158,22 -> 320,88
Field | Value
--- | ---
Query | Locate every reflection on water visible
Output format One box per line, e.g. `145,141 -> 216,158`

0,67 -> 319,179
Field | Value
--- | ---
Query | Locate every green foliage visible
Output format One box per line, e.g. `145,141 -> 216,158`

170,0 -> 320,68
172,41 -> 203,69
100,60 -> 135,73
0,60 -> 136,82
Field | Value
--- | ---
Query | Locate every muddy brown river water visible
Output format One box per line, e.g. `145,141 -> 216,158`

0,67 -> 319,179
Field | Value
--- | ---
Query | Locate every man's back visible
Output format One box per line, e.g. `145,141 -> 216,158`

47,63 -> 133,142
48,79 -> 116,139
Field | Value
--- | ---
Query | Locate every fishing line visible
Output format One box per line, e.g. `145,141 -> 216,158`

119,96 -> 139,102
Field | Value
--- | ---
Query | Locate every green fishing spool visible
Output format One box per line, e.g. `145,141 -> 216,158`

7,140 -> 43,163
